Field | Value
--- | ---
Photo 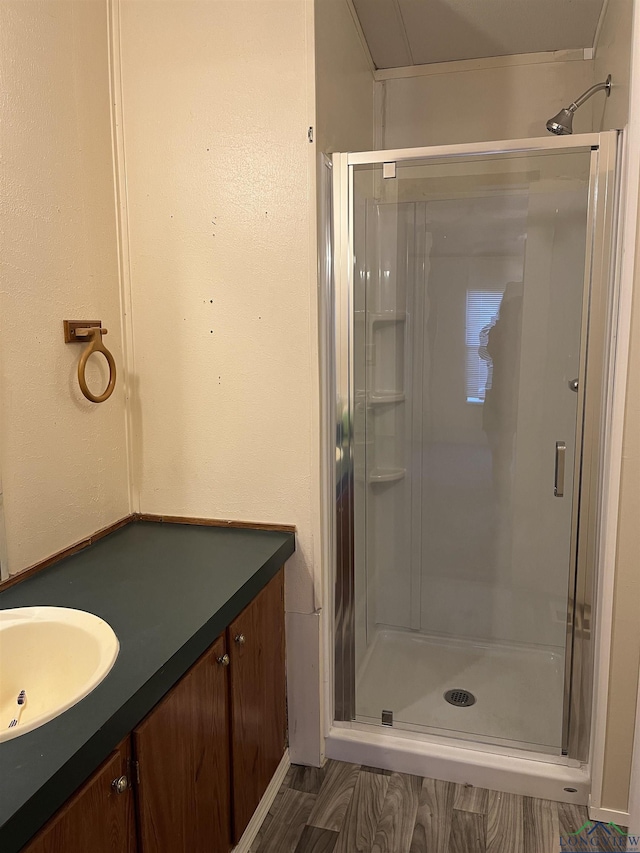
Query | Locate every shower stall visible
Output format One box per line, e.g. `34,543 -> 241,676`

329,132 -> 618,788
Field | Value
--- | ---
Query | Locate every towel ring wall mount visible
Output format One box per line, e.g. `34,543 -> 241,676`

63,320 -> 117,403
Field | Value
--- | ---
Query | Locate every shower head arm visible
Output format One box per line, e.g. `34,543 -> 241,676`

568,75 -> 612,112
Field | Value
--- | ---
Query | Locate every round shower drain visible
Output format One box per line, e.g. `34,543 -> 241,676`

444,689 -> 476,707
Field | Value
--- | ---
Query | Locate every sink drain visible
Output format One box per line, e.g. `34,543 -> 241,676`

444,689 -> 476,707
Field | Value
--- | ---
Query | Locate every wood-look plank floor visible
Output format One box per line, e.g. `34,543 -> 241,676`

252,760 -> 627,853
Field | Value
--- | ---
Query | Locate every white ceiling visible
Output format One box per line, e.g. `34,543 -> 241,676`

351,0 -> 606,69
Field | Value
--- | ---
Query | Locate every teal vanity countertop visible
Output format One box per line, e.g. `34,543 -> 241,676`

0,520 -> 295,852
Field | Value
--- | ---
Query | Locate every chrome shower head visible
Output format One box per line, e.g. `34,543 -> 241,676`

546,75 -> 612,135
546,107 -> 575,136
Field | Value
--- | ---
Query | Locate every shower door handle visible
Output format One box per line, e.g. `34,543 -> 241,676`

554,442 -> 566,497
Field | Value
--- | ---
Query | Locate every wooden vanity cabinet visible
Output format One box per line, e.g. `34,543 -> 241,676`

22,739 -> 136,853
133,634 -> 231,853
20,568 -> 286,853
229,568 -> 286,843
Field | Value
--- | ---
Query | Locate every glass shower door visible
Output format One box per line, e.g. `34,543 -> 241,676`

346,147 -> 598,755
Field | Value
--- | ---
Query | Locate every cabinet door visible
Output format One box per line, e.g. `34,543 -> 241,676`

22,739 -> 136,853
228,568 -> 286,842
133,635 -> 231,853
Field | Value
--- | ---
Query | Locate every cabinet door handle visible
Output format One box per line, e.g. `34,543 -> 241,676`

111,775 -> 129,794
234,633 -> 246,645
217,653 -> 230,666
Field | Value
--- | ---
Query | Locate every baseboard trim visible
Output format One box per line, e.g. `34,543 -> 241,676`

232,749 -> 291,853
588,803 -> 631,825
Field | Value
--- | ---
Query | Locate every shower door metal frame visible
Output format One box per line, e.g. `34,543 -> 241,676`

331,131 -> 619,762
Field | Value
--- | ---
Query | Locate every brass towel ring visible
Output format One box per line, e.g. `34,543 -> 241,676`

76,327 -> 116,403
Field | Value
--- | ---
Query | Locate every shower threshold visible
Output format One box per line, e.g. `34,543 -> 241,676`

325,720 -> 590,805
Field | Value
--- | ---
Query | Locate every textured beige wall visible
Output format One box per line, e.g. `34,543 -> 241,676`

594,0 -> 633,132
380,56 -> 595,148
0,0 -> 130,575
118,0 -> 322,763
119,0 -> 316,613
595,0 -> 638,814
603,316 -> 640,812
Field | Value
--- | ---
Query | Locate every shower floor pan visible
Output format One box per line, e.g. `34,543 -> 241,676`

356,628 -> 565,754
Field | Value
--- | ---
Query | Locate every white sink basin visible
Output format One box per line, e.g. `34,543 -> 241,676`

0,607 -> 119,743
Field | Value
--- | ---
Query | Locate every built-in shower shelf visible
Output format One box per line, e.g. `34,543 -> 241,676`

369,392 -> 405,404
368,467 -> 406,484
